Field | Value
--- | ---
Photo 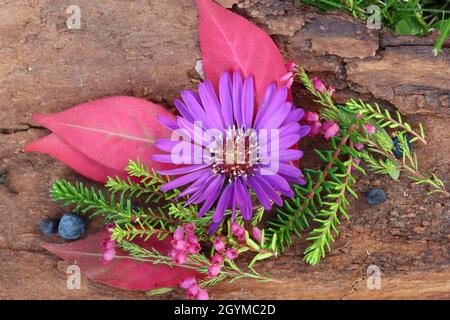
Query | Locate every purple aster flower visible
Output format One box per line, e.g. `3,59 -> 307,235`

153,71 -> 309,233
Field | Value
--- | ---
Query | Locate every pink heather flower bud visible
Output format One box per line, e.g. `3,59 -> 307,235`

311,77 -> 326,93
169,249 -> 178,258
196,289 -> 209,300
185,233 -> 199,245
184,222 -> 196,233
211,253 -> 223,265
171,239 -> 188,251
173,226 -> 184,241
231,222 -> 245,237
304,111 -> 319,123
280,71 -> 293,82
322,121 -> 339,140
285,61 -> 297,73
213,237 -> 225,253
102,248 -> 116,265
364,123 -> 376,134
208,262 -> 222,278
224,248 -> 239,260
328,86 -> 335,96
356,112 -> 363,120
104,223 -> 116,233
187,242 -> 201,255
251,227 -> 262,242
173,251 -> 187,265
309,121 -> 322,137
351,159 -> 361,172
355,142 -> 364,150
179,276 -> 197,289
186,284 -> 200,300
101,238 -> 115,250
286,77 -> 294,89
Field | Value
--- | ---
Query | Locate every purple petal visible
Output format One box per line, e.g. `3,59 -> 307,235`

298,125 -> 311,138
255,86 -> 288,129
181,90 -> 211,127
155,138 -> 178,152
232,72 -> 243,126
177,171 -> 213,198
278,134 -> 301,150
208,220 -> 222,235
176,117 -> 208,147
198,81 -> 224,130
198,175 -> 225,216
282,108 -> 305,126
212,184 -> 233,223
174,99 -> 195,122
194,174 -> 225,204
254,83 -> 276,125
219,72 -> 234,128
241,76 -> 255,129
258,101 -> 292,129
262,173 -> 294,197
278,149 -> 304,161
158,164 -> 209,176
157,115 -> 178,131
278,163 -> 303,178
234,179 -> 253,220
253,175 -> 283,206
247,176 -> 272,211
160,169 -> 210,191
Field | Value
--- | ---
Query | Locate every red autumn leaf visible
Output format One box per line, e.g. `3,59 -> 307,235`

31,96 -> 176,173
25,134 -> 126,183
42,231 -> 200,290
196,0 -> 287,106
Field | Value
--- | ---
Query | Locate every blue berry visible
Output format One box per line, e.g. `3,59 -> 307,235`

123,202 -> 139,212
366,188 -> 387,205
39,218 -> 59,235
58,213 -> 85,240
392,135 -> 412,159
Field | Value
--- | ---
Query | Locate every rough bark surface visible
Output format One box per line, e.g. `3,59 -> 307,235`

0,0 -> 448,299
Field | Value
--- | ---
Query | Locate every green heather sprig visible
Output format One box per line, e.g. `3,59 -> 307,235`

266,68 -> 446,265
119,238 -> 274,288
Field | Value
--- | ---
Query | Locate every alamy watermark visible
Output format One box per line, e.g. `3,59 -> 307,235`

366,5 -> 381,30
66,5 -> 81,30
366,264 -> 382,289
66,264 -> 81,289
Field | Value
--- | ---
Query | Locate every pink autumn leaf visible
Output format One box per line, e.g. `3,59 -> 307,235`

30,96 -> 176,173
25,134 -> 126,183
196,0 -> 287,106
42,231 -> 201,290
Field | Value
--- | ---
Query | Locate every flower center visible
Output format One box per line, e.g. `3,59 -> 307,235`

209,127 -> 260,178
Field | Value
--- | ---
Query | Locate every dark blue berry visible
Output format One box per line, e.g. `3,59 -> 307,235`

392,135 -> 412,159
366,188 -> 387,205
123,202 -> 139,212
39,218 -> 59,235
58,213 -> 85,240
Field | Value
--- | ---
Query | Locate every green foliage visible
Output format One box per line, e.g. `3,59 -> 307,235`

266,133 -> 361,262
299,0 -> 449,54
303,158 -> 357,265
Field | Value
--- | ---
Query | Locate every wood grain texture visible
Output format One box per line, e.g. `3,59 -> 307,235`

0,0 -> 448,299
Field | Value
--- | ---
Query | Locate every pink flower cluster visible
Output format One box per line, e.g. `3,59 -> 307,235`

101,223 -> 116,264
179,277 -> 209,300
311,77 -> 335,95
280,61 -> 299,88
169,223 -> 201,265
304,111 -> 339,140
